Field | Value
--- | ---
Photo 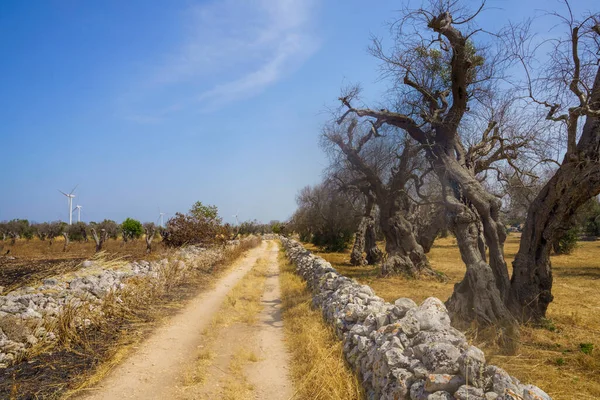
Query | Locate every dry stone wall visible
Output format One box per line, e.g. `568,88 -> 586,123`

0,241 -> 244,368
281,237 -> 552,400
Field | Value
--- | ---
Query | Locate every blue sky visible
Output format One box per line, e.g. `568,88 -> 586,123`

0,0 -> 596,224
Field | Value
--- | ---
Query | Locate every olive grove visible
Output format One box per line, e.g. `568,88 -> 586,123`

291,0 -> 599,327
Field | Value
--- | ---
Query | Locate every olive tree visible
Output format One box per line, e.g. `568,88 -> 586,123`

291,182 -> 359,252
323,118 -> 436,276
509,6 -> 600,320
337,1 -> 539,324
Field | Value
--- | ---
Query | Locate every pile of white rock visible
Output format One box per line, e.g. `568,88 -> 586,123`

281,237 -> 552,400
0,243 -> 236,368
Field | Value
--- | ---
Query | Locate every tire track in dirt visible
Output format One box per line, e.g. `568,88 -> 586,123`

245,241 -> 293,399
174,241 -> 292,400
78,241 -> 268,400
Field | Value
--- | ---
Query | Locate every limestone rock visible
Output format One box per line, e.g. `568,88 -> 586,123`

522,385 -> 551,400
454,385 -> 485,400
427,391 -> 453,400
422,343 -> 460,374
394,298 -> 418,318
423,373 -> 465,393
457,345 -> 486,387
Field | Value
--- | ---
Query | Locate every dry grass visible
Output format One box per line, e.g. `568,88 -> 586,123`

306,236 -> 600,399
220,348 -> 258,400
182,348 -> 215,387
278,251 -> 363,400
1,236 -> 165,260
206,254 -> 271,331
0,237 -> 165,292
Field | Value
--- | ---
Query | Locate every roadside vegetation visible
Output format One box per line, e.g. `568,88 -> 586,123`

278,251 -> 363,400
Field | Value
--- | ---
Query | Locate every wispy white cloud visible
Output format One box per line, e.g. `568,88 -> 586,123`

123,0 -> 319,119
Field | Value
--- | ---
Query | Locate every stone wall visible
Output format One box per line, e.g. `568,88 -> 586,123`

0,240 -> 247,368
281,237 -> 552,400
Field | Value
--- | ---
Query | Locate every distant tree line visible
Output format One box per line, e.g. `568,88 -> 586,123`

0,200 -> 285,256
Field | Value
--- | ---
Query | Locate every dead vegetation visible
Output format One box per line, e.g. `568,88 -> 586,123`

0,237 -> 261,400
278,251 -> 363,400
0,237 -> 165,292
305,236 -> 600,399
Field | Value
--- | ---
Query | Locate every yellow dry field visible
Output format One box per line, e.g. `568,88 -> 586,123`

304,236 -> 600,400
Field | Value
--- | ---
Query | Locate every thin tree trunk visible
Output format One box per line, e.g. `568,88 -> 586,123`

350,218 -> 367,266
145,227 -> 156,254
91,228 -> 106,252
62,232 -> 69,252
365,214 -> 382,264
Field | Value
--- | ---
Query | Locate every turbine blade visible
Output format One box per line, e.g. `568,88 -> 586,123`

70,184 -> 79,195
58,190 -> 68,196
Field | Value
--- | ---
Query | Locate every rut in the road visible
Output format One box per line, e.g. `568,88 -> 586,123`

176,241 -> 292,400
79,241 -> 292,400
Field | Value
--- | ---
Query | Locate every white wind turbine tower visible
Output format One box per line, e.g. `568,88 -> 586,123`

233,210 -> 240,225
157,208 -> 168,228
74,205 -> 82,223
58,185 -> 78,225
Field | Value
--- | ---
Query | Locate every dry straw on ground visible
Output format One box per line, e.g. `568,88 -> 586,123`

0,237 -> 164,292
278,251 -> 363,400
306,235 -> 600,400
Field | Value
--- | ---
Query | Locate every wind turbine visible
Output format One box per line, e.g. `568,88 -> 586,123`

232,210 -> 240,225
73,205 -> 82,223
157,208 -> 168,227
58,185 -> 78,225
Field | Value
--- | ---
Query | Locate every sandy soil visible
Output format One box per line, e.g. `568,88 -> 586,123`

78,240 -> 292,400
245,242 -> 293,399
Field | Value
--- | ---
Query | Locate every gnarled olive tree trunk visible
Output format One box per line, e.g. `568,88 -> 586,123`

511,74 -> 600,320
443,196 -> 513,324
413,205 -> 447,253
350,217 -> 368,266
431,147 -> 515,325
365,213 -> 382,264
350,194 -> 382,265
378,196 -> 434,276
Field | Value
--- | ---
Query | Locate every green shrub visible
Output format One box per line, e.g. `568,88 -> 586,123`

580,343 -> 594,355
311,230 -> 354,252
121,218 -> 143,240
553,227 -> 579,255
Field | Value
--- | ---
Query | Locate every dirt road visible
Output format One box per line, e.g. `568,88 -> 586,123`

79,240 -> 292,400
